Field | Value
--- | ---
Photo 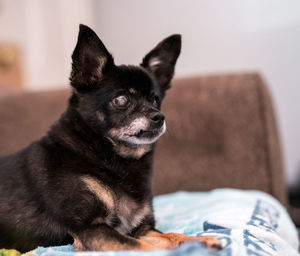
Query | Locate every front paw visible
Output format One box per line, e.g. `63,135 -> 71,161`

164,233 -> 222,251
138,240 -> 159,251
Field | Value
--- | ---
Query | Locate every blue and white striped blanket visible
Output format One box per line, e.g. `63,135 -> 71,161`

33,189 -> 299,256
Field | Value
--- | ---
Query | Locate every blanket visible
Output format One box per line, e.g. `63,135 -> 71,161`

2,189 -> 299,256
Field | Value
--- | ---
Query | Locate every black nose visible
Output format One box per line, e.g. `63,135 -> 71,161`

149,112 -> 165,127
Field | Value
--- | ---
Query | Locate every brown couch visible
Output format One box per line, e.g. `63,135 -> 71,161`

0,73 -> 295,224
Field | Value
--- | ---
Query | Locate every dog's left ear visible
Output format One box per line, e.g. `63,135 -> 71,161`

141,34 -> 181,95
70,24 -> 114,91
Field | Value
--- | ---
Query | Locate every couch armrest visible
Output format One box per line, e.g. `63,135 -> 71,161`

153,73 -> 287,207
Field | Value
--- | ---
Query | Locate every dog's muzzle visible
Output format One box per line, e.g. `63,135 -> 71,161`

108,113 -> 166,146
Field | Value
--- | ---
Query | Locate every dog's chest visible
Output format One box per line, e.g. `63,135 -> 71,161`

82,176 -> 151,234
114,195 -> 151,234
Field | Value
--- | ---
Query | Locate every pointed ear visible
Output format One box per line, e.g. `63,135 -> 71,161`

70,24 -> 114,91
141,34 -> 181,94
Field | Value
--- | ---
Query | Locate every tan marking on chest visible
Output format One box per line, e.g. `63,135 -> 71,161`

81,176 -> 115,210
116,196 -> 151,234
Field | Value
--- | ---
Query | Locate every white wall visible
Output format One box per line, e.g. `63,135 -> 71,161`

0,0 -> 95,90
93,0 -> 300,185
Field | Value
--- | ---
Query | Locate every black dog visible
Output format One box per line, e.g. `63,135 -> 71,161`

0,25 -> 221,252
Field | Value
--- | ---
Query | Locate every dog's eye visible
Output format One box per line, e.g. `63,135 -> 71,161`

112,95 -> 129,109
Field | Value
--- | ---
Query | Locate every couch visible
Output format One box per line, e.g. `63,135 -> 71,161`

0,73 -> 296,227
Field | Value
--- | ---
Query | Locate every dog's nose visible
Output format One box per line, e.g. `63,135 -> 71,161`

149,112 -> 165,127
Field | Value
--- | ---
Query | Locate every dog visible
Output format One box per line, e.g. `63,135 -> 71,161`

0,24 -> 221,252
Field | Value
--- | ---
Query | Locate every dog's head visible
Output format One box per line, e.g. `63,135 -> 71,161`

69,24 -> 181,158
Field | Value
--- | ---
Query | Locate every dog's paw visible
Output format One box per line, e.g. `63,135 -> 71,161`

138,240 -> 159,251
163,233 -> 222,251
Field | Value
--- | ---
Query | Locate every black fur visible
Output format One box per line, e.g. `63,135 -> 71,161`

0,24 -> 181,252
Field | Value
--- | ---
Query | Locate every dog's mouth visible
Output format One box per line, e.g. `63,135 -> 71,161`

108,121 -> 166,147
107,117 -> 166,148
129,128 -> 161,138
124,122 -> 166,145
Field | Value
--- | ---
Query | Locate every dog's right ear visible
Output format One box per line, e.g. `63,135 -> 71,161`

70,24 -> 113,91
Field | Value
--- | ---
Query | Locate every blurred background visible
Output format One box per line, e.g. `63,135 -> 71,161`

0,0 -> 299,187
